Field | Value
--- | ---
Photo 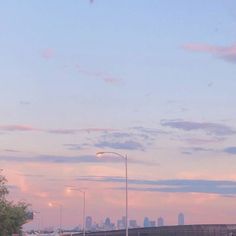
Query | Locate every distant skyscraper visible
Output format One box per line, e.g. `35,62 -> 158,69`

86,216 -> 93,230
117,219 -> 123,229
129,220 -> 137,228
178,213 -> 184,225
104,217 -> 115,230
149,221 -> 156,227
122,216 -> 126,228
105,217 -> 111,227
117,216 -> 126,229
157,217 -> 164,227
143,217 -> 150,227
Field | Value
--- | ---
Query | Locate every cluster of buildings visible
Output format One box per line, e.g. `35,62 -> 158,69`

84,213 -> 185,231
26,213 -> 185,234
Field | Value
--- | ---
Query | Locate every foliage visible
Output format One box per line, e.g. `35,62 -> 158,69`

0,174 -> 8,200
0,173 -> 30,236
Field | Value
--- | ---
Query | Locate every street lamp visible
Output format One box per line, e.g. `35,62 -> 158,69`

96,151 -> 128,236
67,187 -> 86,236
48,202 -> 63,235
33,211 -> 41,232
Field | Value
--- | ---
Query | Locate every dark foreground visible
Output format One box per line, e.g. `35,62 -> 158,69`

65,225 -> 236,236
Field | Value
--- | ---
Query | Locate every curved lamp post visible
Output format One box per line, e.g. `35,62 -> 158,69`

96,151 -> 128,236
48,202 -> 63,235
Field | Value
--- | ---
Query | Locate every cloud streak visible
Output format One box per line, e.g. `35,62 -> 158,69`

0,124 -> 115,135
0,125 -> 38,132
183,42 -> 236,63
75,176 -> 236,195
223,147 -> 236,155
76,64 -> 121,84
182,147 -> 217,155
0,154 -> 151,165
0,155 -> 118,164
161,120 -> 235,136
91,126 -> 167,152
47,128 -> 116,135
95,140 -> 145,151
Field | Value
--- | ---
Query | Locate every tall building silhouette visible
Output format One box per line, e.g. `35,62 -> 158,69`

149,221 -> 156,227
143,217 -> 150,227
157,217 -> 164,227
105,217 -> 111,227
117,220 -> 123,229
178,213 -> 184,225
86,216 -> 93,230
122,216 -> 126,228
129,220 -> 137,228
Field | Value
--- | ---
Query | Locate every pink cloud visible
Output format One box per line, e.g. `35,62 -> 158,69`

0,125 -> 38,132
76,64 -> 122,84
0,124 -> 115,134
183,42 -> 236,62
103,76 -> 120,84
48,128 -> 116,134
42,48 -> 54,59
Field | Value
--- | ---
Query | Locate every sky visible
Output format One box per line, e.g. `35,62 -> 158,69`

1,0 -> 236,230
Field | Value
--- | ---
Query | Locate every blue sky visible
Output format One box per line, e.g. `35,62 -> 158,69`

1,0 -> 236,229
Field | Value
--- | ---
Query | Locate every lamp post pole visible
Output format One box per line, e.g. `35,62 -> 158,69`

96,152 -> 128,236
125,154 -> 128,236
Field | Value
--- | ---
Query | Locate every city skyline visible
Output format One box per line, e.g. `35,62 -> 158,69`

0,0 -> 236,230
30,214 -> 177,231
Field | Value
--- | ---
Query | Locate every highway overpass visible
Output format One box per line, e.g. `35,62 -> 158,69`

63,224 -> 236,236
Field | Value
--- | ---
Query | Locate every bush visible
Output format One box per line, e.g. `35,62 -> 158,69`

0,173 -> 30,236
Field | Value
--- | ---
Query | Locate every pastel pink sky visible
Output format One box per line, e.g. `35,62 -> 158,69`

1,0 -> 236,231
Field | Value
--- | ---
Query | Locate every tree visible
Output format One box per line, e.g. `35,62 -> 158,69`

0,174 -> 8,200
0,172 -> 30,236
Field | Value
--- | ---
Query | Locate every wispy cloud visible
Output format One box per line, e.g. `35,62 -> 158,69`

19,101 -> 31,106
0,154 -> 135,164
17,173 -> 45,178
161,120 -> 235,136
64,129 -> 157,151
3,149 -> 20,153
131,126 -> 168,136
180,137 -> 224,145
92,127 -> 167,151
47,129 -> 79,135
0,124 -> 114,135
47,128 -> 115,135
0,154 -> 153,165
223,147 -> 236,155
183,42 -> 236,63
42,48 -> 54,59
75,176 -> 236,195
182,147 -> 217,155
63,144 -> 88,150
76,64 -> 122,84
95,140 -> 145,151
0,125 -> 38,132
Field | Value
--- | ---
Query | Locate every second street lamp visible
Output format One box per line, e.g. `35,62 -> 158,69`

48,202 -> 63,235
68,187 -> 86,236
96,151 -> 128,236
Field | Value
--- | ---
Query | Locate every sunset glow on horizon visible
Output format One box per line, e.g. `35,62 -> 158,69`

1,0 -> 236,231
